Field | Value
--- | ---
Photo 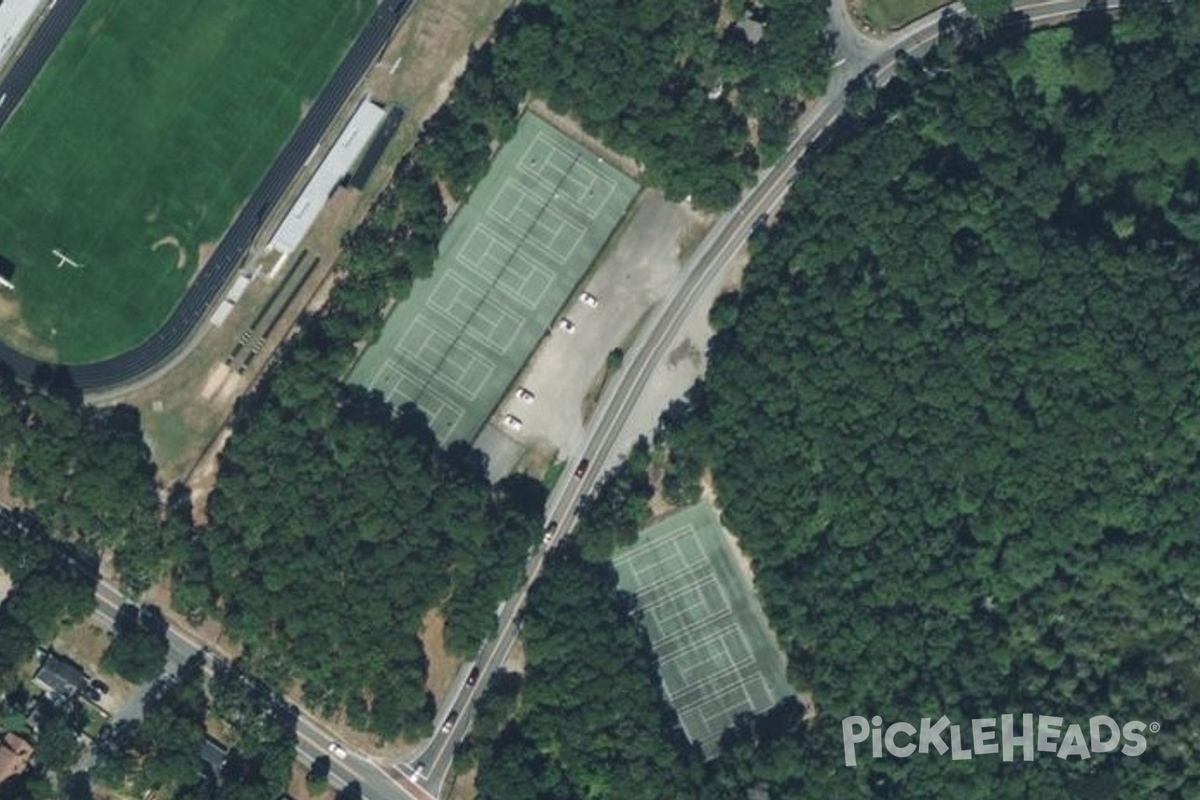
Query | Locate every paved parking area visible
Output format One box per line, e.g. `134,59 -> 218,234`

476,189 -> 709,479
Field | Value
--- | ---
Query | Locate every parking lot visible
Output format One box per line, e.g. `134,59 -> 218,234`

476,189 -> 712,479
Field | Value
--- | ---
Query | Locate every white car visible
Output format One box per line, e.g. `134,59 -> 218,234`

328,742 -> 348,760
578,291 -> 599,308
558,317 -> 577,333
515,387 -> 535,403
503,414 -> 523,431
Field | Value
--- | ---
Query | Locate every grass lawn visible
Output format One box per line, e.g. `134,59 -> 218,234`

0,0 -> 373,363
862,0 -> 951,30
541,458 -> 566,490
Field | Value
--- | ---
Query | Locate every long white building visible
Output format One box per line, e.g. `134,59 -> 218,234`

266,96 -> 388,260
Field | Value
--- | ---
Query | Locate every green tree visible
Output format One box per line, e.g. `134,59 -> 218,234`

93,654 -> 210,797
31,697 -> 85,778
101,604 -> 169,685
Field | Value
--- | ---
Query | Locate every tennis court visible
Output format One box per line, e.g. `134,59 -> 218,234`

350,113 -> 638,442
614,504 -> 793,756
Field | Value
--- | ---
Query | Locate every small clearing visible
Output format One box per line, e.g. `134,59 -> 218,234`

0,292 -> 55,360
0,467 -> 27,509
197,241 -> 216,270
421,607 -> 463,703
449,766 -> 479,800
502,635 -> 526,675
701,468 -> 759,585
187,426 -> 232,525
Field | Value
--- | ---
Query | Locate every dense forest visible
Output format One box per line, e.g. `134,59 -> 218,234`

652,3 -> 1200,796
473,543 -> 705,800
478,0 -> 830,207
401,0 -> 831,212
195,359 -> 545,738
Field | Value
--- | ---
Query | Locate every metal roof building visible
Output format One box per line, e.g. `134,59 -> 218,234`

266,97 -> 388,259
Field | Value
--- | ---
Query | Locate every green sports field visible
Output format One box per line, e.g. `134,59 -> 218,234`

350,113 -> 638,443
0,0 -> 373,363
614,503 -> 794,757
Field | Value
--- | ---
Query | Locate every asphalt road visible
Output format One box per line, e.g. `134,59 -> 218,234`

0,0 -> 413,391
92,579 -> 433,800
404,0 -> 1124,794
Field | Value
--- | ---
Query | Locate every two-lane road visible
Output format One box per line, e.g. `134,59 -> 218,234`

412,0 -> 1124,793
91,580 -> 432,800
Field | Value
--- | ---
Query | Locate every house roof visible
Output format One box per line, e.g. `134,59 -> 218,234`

0,733 -> 33,786
33,651 -> 90,698
200,735 -> 229,784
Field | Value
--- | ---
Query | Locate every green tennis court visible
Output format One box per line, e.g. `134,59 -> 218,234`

614,503 -> 794,756
350,113 -> 638,443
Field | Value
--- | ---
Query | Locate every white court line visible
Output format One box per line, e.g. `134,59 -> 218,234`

427,272 -> 525,353
427,344 -> 495,402
645,579 -> 726,627
625,560 -> 711,599
656,615 -> 740,658
614,523 -> 705,566
525,131 -> 620,215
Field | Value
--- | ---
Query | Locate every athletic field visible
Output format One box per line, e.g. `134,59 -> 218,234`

0,0 -> 373,363
350,113 -> 638,443
614,504 -> 794,757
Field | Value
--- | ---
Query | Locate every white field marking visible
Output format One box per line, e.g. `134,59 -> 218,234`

52,249 -> 83,269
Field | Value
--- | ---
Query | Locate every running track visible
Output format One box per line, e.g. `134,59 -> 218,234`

0,0 -> 412,390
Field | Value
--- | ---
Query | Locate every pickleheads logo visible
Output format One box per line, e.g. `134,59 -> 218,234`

842,714 -> 1158,766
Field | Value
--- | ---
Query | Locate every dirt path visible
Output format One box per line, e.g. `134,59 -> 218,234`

421,607 -> 464,704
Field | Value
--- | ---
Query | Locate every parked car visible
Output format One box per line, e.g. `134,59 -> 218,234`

503,414 -> 523,431
465,666 -> 481,687
578,291 -> 599,308
412,761 -> 427,780
558,317 -> 577,333
441,710 -> 460,734
515,387 -> 535,403
573,459 -> 590,478
328,742 -> 348,759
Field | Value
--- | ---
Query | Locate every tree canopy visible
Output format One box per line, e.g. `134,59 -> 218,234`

191,363 -> 544,739
101,604 -> 170,685
655,4 -> 1200,796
